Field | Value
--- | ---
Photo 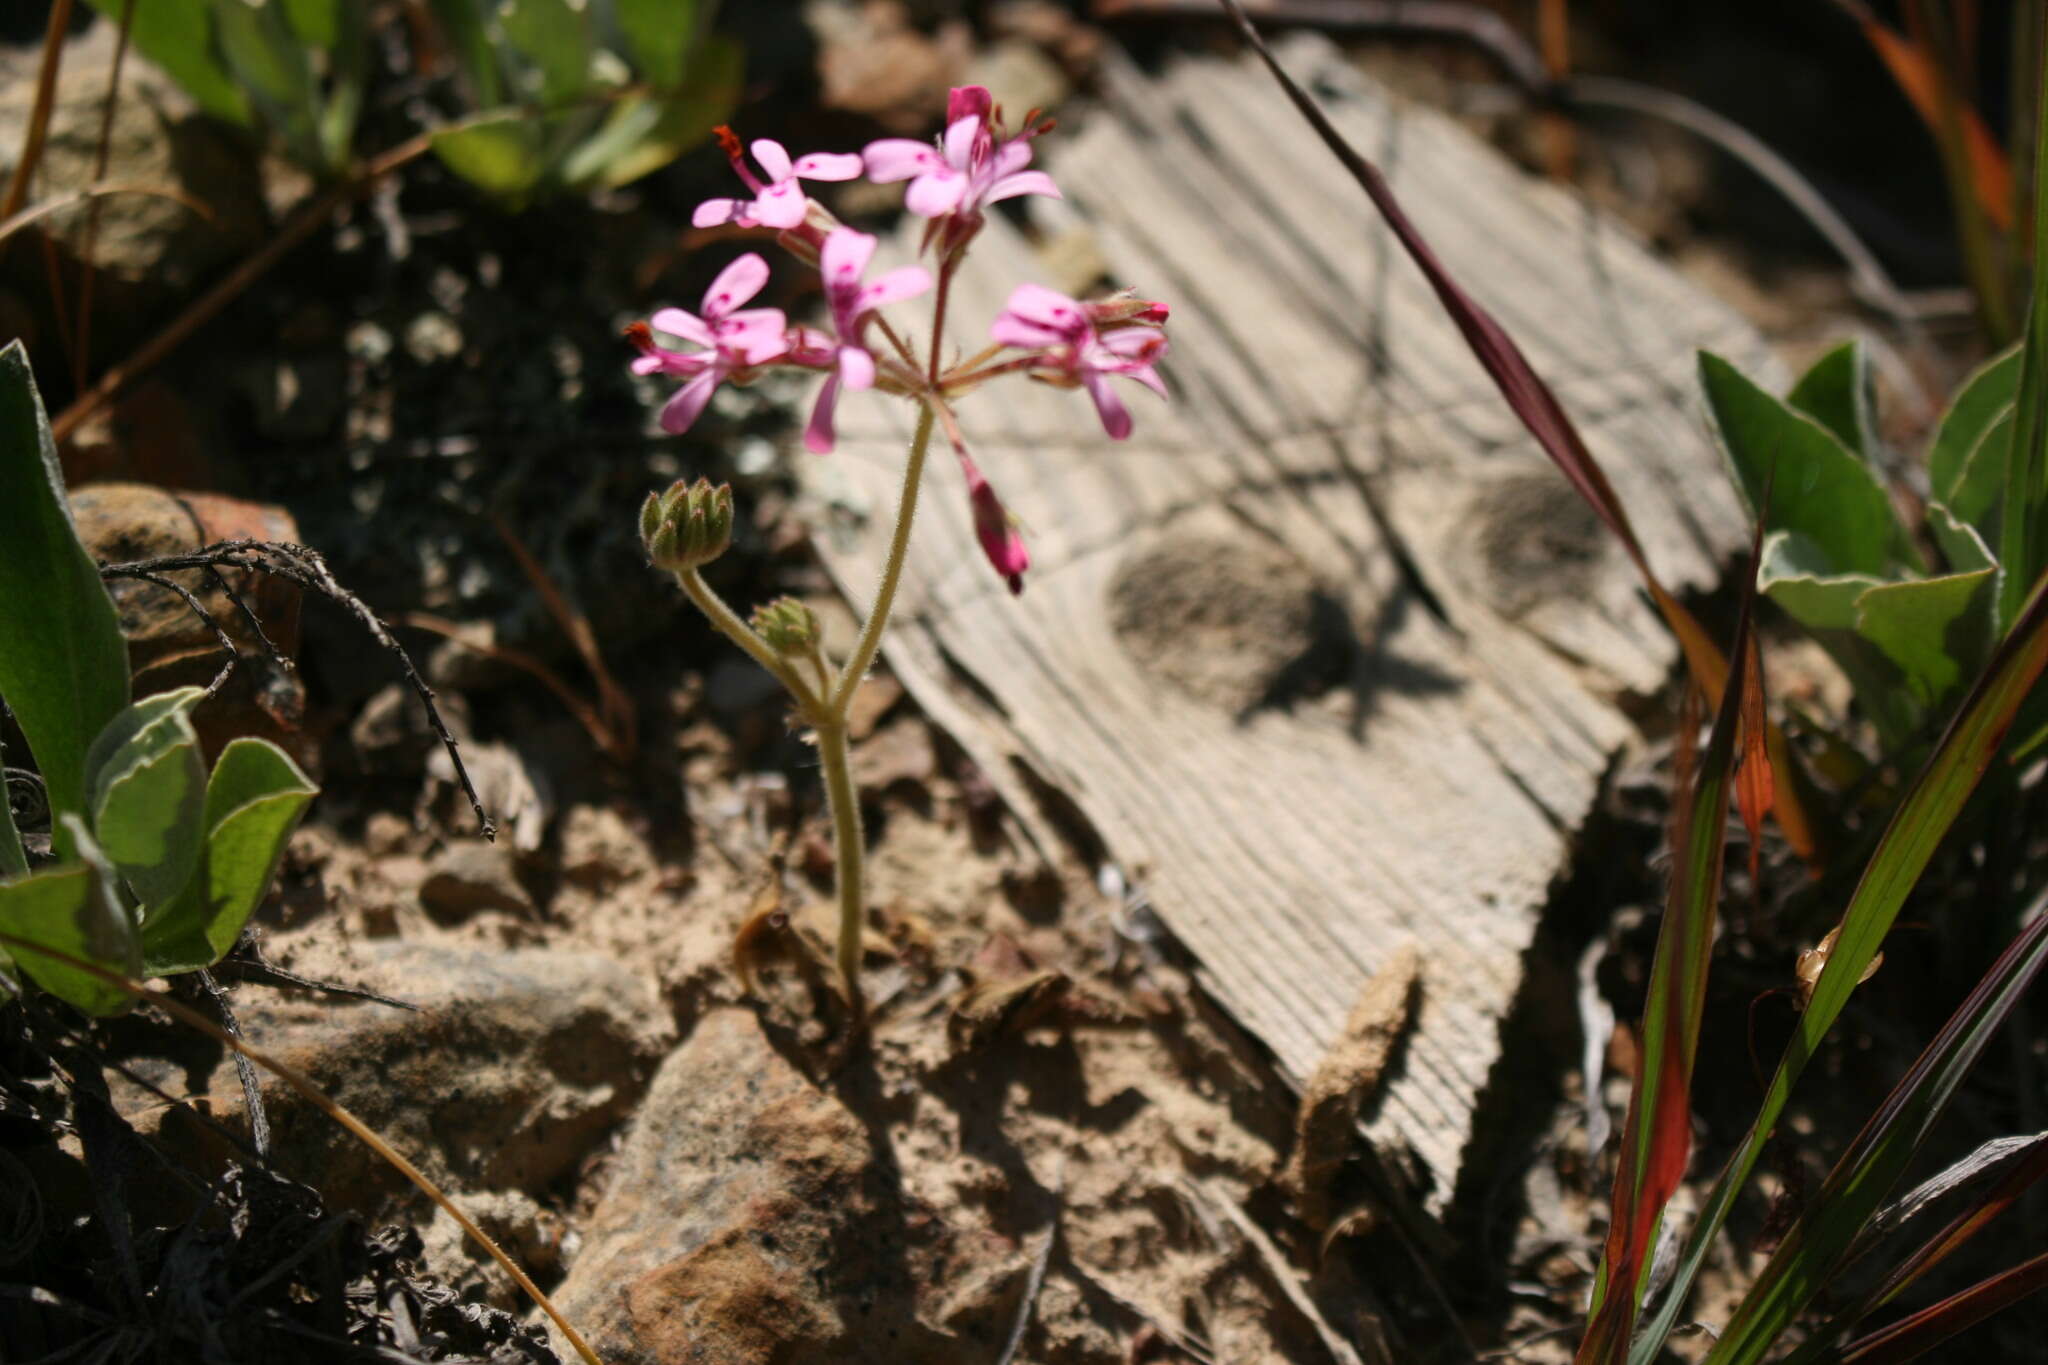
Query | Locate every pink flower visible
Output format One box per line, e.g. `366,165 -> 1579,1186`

991,284 -> 1168,440
958,448 -> 1030,594
693,127 -> 863,231
628,254 -> 788,435
805,228 -> 932,453
862,86 -> 1060,226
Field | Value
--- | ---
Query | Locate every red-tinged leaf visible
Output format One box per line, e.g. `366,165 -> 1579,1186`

1847,1134 -> 2048,1332
1855,12 -> 2013,232
1829,1252 -> 2048,1364
1736,603 -> 1775,884
1217,0 -> 1824,868
1625,562 -> 2048,1365
1579,615 -> 1758,1362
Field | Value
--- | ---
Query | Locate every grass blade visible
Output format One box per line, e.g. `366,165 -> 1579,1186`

1628,562 -> 2048,1363
1828,1251 -> 2048,1364
1707,890 -> 2048,1362
1579,555 -> 1761,1361
1215,0 -> 1820,862
1998,49 -> 2048,632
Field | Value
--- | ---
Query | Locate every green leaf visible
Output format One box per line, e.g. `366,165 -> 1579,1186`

84,0 -> 251,125
426,0 -> 506,107
1945,407 -> 2016,533
85,688 -> 209,911
1788,340 -> 1875,459
0,342 -> 131,859
0,817 -> 137,1016
1627,560 -> 2048,1364
1929,344 -> 2021,517
1701,351 -> 1921,578
1856,568 -> 1997,710
557,55 -> 732,191
213,0 -> 315,111
496,0 -> 594,104
430,111 -> 549,202
615,0 -> 696,87
281,0 -> 343,47
1757,532 -> 1921,747
140,738 -> 316,975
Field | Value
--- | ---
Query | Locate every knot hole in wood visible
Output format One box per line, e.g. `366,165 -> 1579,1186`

1106,529 -> 1351,720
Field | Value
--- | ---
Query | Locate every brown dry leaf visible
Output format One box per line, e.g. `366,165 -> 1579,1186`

947,967 -> 1072,1054
1281,942 -> 1423,1232
1794,925 -> 1882,1008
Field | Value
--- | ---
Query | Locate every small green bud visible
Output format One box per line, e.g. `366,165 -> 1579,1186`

751,596 -> 820,655
641,477 -> 734,572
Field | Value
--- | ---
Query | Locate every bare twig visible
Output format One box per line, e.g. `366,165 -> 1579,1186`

114,567 -> 240,698
194,966 -> 270,1160
0,0 -> 73,232
99,540 -> 495,840
0,182 -> 211,247
74,0 -> 141,392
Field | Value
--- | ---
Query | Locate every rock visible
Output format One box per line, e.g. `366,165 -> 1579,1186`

150,942 -> 670,1214
809,0 -> 972,133
0,24 -> 268,364
551,1009 -> 965,1365
67,482 -> 310,760
418,841 -> 534,920
348,681 -> 472,775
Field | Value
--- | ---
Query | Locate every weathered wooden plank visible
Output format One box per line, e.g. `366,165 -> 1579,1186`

808,34 -> 1777,1210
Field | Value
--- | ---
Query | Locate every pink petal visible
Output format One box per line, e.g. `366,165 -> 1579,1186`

650,306 -> 714,348
837,344 -> 875,391
804,373 -> 842,454
941,115 -> 982,171
751,181 -> 810,229
1083,371 -> 1133,440
947,86 -> 992,125
718,307 -> 791,365
660,369 -> 721,434
632,348 -> 710,377
856,264 -> 931,311
904,169 -> 968,218
1125,364 -> 1168,399
691,197 -> 750,228
990,312 -> 1063,350
750,138 -> 793,182
1099,326 -> 1167,360
862,139 -> 942,182
1001,283 -> 1085,334
701,253 -> 770,320
983,169 -> 1061,205
791,151 -> 863,181
989,139 -> 1034,180
820,228 -> 878,286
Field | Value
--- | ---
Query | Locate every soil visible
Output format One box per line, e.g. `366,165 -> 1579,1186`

5,3 -> 2046,1364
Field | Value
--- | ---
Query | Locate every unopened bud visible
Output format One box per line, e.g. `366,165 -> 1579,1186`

1083,288 -> 1170,327
641,477 -> 733,572
751,596 -> 820,655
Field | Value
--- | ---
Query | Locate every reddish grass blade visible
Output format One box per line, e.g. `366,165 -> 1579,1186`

1576,543 -> 1761,1363
1844,5 -> 2014,232
1829,1251 -> 2048,1363
1735,612 -> 1775,885
1215,0 -> 1820,865
1627,561 -> 2048,1364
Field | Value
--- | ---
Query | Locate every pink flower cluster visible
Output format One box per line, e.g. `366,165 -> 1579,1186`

627,88 -> 1172,593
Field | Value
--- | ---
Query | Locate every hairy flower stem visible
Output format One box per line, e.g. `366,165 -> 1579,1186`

814,715 -> 865,1023
678,568 -> 823,716
830,402 -> 935,712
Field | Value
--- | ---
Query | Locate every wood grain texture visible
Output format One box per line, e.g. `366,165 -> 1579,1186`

805,35 -> 1778,1211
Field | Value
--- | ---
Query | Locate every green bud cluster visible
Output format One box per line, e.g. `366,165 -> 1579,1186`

750,596 -> 820,656
640,477 -> 733,572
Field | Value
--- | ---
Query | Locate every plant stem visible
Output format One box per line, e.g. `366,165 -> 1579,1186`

830,402 -> 935,713
815,715 -> 865,1022
678,567 -> 823,717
